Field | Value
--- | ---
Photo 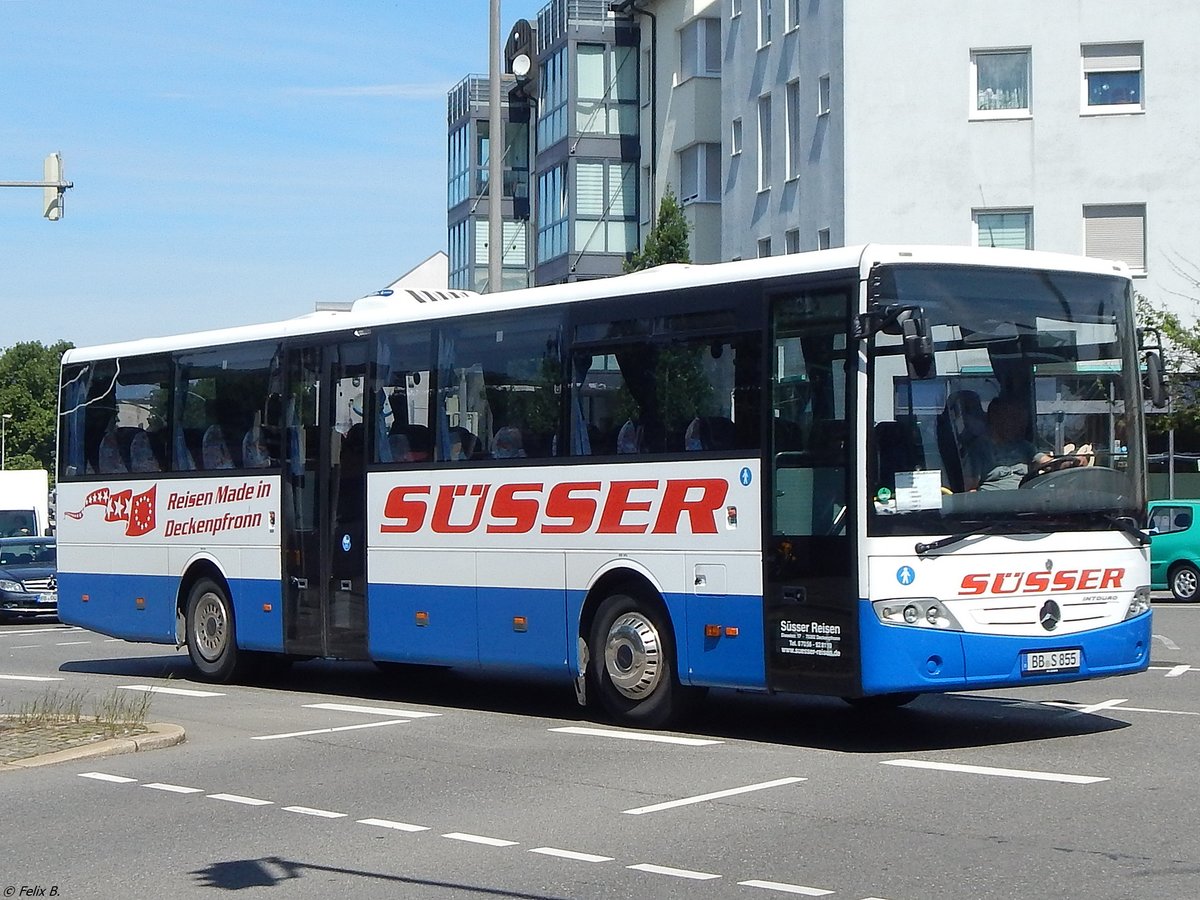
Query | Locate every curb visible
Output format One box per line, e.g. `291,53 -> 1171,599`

0,723 -> 186,772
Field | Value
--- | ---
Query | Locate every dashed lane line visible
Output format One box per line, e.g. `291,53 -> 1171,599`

283,806 -> 347,819
529,847 -> 613,863
623,776 -> 806,815
118,684 -> 225,697
304,702 -> 442,719
79,772 -> 136,783
550,726 -> 721,746
143,783 -> 204,794
357,818 -> 430,833
251,719 -> 410,741
882,759 -> 1107,784
738,880 -> 834,896
207,793 -> 273,806
627,863 -> 721,881
442,832 -> 519,848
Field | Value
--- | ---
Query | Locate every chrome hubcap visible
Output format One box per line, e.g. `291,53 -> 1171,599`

1175,569 -> 1197,599
604,612 -> 663,700
193,591 -> 228,662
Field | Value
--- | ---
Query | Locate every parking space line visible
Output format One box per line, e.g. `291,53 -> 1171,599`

119,684 -> 225,697
882,759 -> 1107,784
1165,664 -> 1193,677
623,777 -> 806,815
628,863 -> 720,880
251,719 -> 409,740
143,782 -> 203,794
529,847 -> 614,863
738,879 -> 833,896
282,806 -> 346,819
550,726 -> 722,746
357,818 -> 430,833
304,702 -> 441,718
442,832 -> 518,847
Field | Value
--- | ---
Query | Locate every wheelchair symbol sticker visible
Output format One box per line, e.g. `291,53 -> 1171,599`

896,566 -> 915,586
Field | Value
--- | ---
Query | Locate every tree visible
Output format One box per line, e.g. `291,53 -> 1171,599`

0,340 -> 74,474
623,187 -> 690,272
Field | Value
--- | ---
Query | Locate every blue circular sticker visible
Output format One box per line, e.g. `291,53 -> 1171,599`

341,534 -> 352,553
739,467 -> 753,486
896,565 -> 915,586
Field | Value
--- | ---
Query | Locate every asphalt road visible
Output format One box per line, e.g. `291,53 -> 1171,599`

1,601 -> 1197,900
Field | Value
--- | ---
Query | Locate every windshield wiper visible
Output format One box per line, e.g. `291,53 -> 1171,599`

915,524 -> 1003,556
1102,514 -> 1151,546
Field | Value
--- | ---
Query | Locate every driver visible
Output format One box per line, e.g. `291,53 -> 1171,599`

979,395 -> 1092,491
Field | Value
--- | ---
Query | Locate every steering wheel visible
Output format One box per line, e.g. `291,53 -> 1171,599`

1027,454 -> 1084,480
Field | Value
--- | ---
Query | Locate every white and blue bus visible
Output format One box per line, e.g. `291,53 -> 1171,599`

56,245 -> 1155,726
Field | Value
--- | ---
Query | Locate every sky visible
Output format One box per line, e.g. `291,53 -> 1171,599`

0,0 -> 544,349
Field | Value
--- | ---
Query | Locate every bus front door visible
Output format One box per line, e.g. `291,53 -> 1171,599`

281,341 -> 369,659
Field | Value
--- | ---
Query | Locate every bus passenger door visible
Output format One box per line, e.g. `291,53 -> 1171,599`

281,341 -> 369,659
765,285 -> 859,697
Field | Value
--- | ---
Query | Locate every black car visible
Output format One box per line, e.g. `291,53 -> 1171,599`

0,536 -> 57,623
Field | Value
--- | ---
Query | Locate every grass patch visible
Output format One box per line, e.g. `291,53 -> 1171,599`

11,686 -> 153,737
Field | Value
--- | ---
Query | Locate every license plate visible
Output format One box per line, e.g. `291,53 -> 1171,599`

1022,648 -> 1081,674
38,592 -> 57,605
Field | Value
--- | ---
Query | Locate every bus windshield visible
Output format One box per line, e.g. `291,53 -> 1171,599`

867,263 -> 1145,536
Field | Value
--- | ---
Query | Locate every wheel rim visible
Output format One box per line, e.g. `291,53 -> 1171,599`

1174,568 -> 1198,599
192,590 -> 228,662
603,611 -> 663,700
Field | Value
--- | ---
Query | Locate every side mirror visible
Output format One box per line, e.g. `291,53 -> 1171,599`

1145,351 -> 1167,408
895,308 -> 936,379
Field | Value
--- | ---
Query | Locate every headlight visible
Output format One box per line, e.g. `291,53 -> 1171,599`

874,597 -> 963,631
0,579 -> 23,592
1125,585 -> 1152,620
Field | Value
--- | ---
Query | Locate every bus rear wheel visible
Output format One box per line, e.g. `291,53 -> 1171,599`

588,592 -> 698,729
185,577 -> 243,683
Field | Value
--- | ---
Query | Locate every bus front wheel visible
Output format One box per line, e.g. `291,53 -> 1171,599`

588,592 -> 698,729
185,577 -> 243,683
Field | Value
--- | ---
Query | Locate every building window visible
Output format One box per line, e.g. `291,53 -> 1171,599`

448,125 -> 469,208
576,43 -> 638,136
785,229 -> 800,254
732,0 -> 742,18
537,164 -> 567,263
538,48 -> 567,149
757,237 -> 772,258
974,209 -> 1033,249
757,0 -> 772,48
972,49 -> 1031,117
785,79 -> 801,179
817,228 -> 830,250
1082,43 -> 1143,113
1084,203 -> 1146,273
757,94 -> 772,191
574,160 -> 637,254
817,74 -> 831,116
679,143 -> 721,204
731,117 -> 743,155
681,18 -> 721,79
448,220 -> 470,289
786,0 -> 800,32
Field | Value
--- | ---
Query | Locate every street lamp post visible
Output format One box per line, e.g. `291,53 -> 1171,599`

1,413 -> 11,470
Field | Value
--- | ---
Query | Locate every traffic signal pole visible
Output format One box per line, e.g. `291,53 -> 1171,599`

0,152 -> 74,219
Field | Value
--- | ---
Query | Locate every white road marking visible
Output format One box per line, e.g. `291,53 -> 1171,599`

1153,634 -> 1181,650
550,726 -> 721,746
0,673 -> 62,681
9,645 -> 42,650
283,806 -> 346,818
357,818 -> 430,833
119,684 -> 225,697
1043,699 -> 1199,717
55,641 -> 91,646
529,847 -> 614,863
78,772 -> 136,783
628,863 -> 720,880
143,782 -> 203,794
251,719 -> 409,740
442,832 -> 518,847
623,777 -> 806,815
883,759 -> 1107,784
208,793 -> 273,806
1165,664 -> 1193,677
0,627 -> 79,636
304,702 -> 441,719
738,879 -> 834,896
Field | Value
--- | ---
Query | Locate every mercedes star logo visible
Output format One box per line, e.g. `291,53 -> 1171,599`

1039,599 -> 1061,631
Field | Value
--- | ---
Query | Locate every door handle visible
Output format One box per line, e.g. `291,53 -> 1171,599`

291,577 -> 308,590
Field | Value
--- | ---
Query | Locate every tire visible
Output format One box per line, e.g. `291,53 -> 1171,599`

588,591 -> 700,729
185,577 -> 244,683
842,692 -> 920,710
1170,562 -> 1200,602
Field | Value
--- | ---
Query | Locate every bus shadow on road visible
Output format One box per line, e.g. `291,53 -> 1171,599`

58,653 -> 1130,754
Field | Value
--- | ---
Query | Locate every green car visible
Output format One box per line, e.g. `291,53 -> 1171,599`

1147,500 -> 1200,601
